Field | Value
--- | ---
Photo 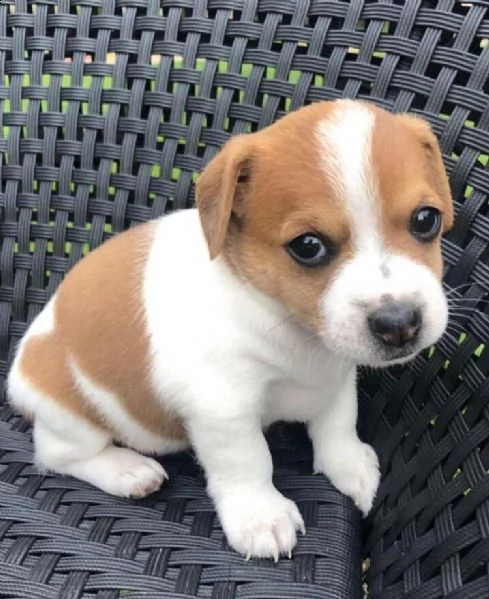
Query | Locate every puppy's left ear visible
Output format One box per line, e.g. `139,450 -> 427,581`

196,135 -> 253,260
402,115 -> 454,233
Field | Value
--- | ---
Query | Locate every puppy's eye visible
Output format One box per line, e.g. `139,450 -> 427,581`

286,233 -> 333,267
410,207 -> 442,242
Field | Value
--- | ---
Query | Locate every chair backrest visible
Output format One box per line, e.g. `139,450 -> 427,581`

1,2 -> 489,597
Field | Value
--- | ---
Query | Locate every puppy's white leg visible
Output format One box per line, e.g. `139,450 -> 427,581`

187,405 -> 304,560
308,367 -> 380,516
34,417 -> 167,498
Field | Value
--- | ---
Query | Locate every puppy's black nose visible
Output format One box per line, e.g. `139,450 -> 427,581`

368,303 -> 422,348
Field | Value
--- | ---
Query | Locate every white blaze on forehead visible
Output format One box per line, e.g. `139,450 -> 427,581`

315,101 -> 381,253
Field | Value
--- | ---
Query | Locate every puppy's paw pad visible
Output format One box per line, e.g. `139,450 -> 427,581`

219,491 -> 304,561
316,441 -> 380,516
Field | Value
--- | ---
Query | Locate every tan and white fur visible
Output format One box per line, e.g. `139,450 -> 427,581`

7,100 -> 453,561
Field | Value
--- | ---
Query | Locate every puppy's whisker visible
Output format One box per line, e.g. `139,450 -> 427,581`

266,313 -> 295,335
448,304 -> 489,314
445,327 -> 467,339
443,323 -> 469,340
448,299 -> 485,306
444,283 -> 478,295
448,302 -> 489,312
448,298 -> 489,306
448,307 -> 489,316
449,308 -> 486,318
443,331 -> 466,346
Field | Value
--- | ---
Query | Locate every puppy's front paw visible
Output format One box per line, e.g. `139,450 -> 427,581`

314,440 -> 380,516
218,489 -> 305,561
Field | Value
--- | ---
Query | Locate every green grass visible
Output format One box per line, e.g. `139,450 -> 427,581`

1,58 -> 304,133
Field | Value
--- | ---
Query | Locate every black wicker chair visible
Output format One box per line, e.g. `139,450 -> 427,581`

1,1 -> 489,597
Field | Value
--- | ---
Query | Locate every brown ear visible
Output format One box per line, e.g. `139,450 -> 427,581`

196,135 -> 253,259
401,115 -> 454,233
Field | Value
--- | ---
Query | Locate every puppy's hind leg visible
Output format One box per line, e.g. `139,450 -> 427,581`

9,368 -> 167,499
34,415 -> 167,499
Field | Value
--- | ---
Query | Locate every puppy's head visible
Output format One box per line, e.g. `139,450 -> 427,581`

196,100 -> 453,367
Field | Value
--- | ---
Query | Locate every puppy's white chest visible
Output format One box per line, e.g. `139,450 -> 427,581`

263,361 -> 353,425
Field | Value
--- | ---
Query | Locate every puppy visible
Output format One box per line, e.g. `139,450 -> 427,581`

7,100 -> 453,561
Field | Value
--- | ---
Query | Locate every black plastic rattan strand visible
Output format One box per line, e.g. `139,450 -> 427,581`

1,1 -> 489,598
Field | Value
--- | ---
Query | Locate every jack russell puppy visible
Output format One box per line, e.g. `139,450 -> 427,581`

7,100 -> 453,561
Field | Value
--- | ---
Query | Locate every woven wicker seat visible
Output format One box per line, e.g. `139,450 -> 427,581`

1,1 -> 489,597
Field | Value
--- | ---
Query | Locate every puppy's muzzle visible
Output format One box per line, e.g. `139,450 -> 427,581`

368,302 -> 422,348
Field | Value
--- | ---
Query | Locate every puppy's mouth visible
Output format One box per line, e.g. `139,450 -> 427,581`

377,344 -> 419,365
321,336 -> 421,368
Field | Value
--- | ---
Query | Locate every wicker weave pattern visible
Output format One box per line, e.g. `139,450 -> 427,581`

0,421 -> 360,598
1,1 -> 489,597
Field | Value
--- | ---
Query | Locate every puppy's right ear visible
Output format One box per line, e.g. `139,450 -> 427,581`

196,135 -> 253,260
